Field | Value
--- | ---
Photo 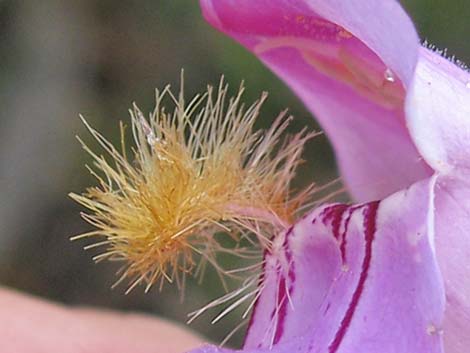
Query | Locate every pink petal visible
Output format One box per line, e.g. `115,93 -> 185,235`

434,176 -> 470,353
200,0 -> 419,86
200,0 -> 432,202
405,47 -> 470,178
404,51 -> 470,352
188,179 -> 445,353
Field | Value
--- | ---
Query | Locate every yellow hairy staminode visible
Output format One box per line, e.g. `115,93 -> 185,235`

70,78 -> 316,293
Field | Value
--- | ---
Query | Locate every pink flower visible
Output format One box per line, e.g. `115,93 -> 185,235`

190,1 -> 470,352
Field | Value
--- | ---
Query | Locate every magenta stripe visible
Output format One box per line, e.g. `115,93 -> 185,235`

328,201 -> 380,353
320,205 -> 348,240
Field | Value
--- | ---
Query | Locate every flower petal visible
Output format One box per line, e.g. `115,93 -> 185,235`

405,54 -> 470,352
188,179 -> 445,353
200,0 -> 432,201
434,176 -> 470,353
406,47 -> 470,178
200,0 -> 419,86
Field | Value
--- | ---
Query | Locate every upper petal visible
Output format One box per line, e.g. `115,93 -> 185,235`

200,0 -> 418,86
188,179 -> 445,353
406,47 -> 470,178
200,0 -> 431,202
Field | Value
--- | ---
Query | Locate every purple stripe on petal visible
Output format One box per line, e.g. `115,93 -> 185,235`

328,202 -> 379,353
273,276 -> 287,345
319,204 -> 348,241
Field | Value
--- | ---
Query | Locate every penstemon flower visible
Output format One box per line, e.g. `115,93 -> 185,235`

186,0 -> 469,353
71,1 -> 470,353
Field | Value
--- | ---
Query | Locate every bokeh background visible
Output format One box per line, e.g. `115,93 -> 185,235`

0,0 -> 469,348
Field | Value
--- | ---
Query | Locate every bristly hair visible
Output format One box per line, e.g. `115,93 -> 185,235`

422,39 -> 469,72
69,75 -> 317,294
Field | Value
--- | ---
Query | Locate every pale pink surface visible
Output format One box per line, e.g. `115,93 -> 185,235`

433,177 -> 470,353
406,46 -> 470,353
406,48 -> 470,178
190,180 -> 445,353
0,287 -> 203,353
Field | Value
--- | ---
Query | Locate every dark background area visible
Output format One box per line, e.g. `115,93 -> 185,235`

0,0 -> 469,347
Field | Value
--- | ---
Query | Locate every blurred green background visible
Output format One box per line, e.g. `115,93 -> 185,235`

0,0 -> 469,348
